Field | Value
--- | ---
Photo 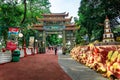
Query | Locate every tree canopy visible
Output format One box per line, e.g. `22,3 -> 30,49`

76,0 -> 120,44
0,0 -> 51,44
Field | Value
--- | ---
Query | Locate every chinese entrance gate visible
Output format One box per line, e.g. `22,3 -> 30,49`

33,12 -> 78,52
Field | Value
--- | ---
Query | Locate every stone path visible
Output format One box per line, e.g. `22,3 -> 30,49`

58,50 -> 108,80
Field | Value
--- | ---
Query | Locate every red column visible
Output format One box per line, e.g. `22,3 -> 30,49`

36,48 -> 38,54
31,48 -> 34,55
23,40 -> 27,57
23,47 -> 27,57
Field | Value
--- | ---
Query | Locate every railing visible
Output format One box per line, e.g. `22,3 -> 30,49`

0,47 -> 38,64
94,42 -> 120,46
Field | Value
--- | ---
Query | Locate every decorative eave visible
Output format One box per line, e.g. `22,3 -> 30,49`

65,16 -> 72,22
105,15 -> 109,22
65,24 -> 79,30
42,12 -> 69,17
33,24 -> 43,27
103,32 -> 114,34
103,37 -> 115,39
32,27 -> 43,30
65,24 -> 76,27
65,27 -> 79,30
104,27 -> 111,29
33,27 -> 79,31
37,17 -> 72,22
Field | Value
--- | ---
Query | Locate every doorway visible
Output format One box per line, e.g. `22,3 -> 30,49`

46,32 -> 63,47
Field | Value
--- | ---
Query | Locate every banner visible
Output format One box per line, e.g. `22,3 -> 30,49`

6,41 -> 17,50
29,36 -> 34,48
6,27 -> 19,50
8,27 -> 19,35
9,27 -> 19,32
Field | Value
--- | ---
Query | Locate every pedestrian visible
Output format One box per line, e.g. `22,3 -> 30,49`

62,47 -> 66,55
54,46 -> 57,55
48,46 -> 50,52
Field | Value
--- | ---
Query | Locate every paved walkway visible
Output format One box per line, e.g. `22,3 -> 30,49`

0,51 -> 72,80
57,49 -> 108,80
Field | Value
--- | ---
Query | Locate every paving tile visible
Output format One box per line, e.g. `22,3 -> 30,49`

58,50 -> 108,80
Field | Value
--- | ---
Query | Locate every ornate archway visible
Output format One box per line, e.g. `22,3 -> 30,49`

33,12 -> 78,53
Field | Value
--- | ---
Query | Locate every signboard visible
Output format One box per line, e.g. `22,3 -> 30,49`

29,36 -> 34,48
8,27 -> 19,40
43,26 -> 65,31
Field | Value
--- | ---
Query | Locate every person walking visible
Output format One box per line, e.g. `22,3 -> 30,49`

62,47 -> 66,55
54,46 -> 57,55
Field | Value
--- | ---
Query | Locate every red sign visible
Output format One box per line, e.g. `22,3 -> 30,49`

9,27 -> 19,32
6,41 -> 17,50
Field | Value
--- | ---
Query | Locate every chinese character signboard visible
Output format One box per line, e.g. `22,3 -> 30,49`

43,26 -> 65,31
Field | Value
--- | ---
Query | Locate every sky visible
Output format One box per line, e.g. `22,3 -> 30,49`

49,0 -> 80,19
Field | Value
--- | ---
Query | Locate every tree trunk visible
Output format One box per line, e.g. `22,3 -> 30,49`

88,34 -> 91,42
21,0 -> 27,24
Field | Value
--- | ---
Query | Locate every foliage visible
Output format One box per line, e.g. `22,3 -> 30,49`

0,0 -> 51,46
26,0 -> 51,24
76,0 -> 120,43
0,1 -> 23,26
46,34 -> 62,46
75,27 -> 87,44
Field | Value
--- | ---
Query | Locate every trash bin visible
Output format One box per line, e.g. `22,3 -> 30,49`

42,47 -> 46,53
12,50 -> 20,62
39,47 -> 46,53
38,47 -> 42,53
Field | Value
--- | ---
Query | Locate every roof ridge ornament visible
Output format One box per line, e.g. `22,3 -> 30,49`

106,15 -> 108,19
105,15 -> 109,22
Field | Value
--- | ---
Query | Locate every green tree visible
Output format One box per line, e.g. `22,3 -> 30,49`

0,0 -> 51,46
0,0 -> 24,26
46,34 -> 62,46
76,0 -> 120,43
0,0 -> 24,42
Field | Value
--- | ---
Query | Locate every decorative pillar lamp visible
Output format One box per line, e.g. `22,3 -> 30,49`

35,39 -> 38,54
58,34 -> 62,38
35,39 -> 38,48
67,41 -> 71,45
18,32 -> 23,38
35,39 -> 38,42
18,31 -> 26,56
18,32 -> 23,48
42,41 -> 45,47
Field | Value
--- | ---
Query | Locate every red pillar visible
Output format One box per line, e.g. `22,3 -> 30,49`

31,48 -> 34,55
36,48 -> 38,54
23,40 -> 27,57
